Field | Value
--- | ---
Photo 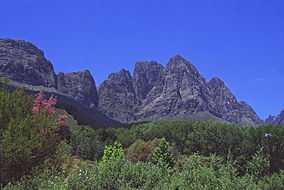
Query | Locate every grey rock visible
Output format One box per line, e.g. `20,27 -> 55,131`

137,55 -> 213,120
266,110 -> 284,125
98,69 -> 136,123
133,61 -> 164,103
207,77 -> 262,125
99,55 -> 262,125
0,39 -> 56,87
0,38 -> 263,126
57,70 -> 99,108
266,115 -> 276,124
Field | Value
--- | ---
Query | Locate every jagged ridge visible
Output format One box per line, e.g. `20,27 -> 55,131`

0,39 -> 262,126
99,55 -> 262,125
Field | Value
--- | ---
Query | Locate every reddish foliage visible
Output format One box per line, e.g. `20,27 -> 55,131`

32,91 -> 44,115
32,91 -> 57,116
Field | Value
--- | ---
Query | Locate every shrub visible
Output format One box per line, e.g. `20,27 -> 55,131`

102,142 -> 124,163
246,147 -> 270,179
0,90 -> 69,184
151,138 -> 175,169
126,138 -> 160,163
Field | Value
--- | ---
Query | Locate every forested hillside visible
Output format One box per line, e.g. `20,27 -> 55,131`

1,89 -> 284,189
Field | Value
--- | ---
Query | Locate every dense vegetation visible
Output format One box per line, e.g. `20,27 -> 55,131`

1,89 -> 284,189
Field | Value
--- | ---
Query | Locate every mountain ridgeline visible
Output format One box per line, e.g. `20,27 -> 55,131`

98,56 -> 262,125
266,110 -> 284,126
0,39 -> 265,126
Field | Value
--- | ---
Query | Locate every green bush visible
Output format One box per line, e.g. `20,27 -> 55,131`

151,138 -> 175,169
0,90 -> 69,184
102,142 -> 124,163
246,148 -> 270,179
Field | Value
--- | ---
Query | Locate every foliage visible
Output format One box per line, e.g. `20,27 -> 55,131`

0,90 -> 69,184
102,142 -> 124,163
111,119 -> 284,174
5,154 -> 284,190
246,147 -> 270,178
126,138 -> 160,163
3,89 -> 284,189
151,138 -> 175,169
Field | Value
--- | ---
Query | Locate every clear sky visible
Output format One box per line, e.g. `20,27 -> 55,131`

0,0 -> 283,119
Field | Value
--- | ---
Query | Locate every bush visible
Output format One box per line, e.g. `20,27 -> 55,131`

126,138 -> 160,163
0,90 -> 69,184
151,138 -> 175,169
102,142 -> 124,163
246,147 -> 270,178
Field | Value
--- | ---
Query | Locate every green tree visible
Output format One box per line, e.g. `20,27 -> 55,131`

151,138 -> 174,169
247,147 -> 270,178
102,142 -> 124,162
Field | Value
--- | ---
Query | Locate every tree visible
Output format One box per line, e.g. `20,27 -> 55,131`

102,142 -> 124,162
0,90 -> 68,184
151,138 -> 175,169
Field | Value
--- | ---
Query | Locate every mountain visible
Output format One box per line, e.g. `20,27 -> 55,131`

0,39 -> 56,87
0,39 -> 122,128
57,70 -> 99,108
266,110 -> 284,126
0,38 -> 262,126
98,69 -> 136,123
98,55 -> 262,125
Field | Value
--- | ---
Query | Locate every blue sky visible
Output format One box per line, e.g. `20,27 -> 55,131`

0,0 -> 283,119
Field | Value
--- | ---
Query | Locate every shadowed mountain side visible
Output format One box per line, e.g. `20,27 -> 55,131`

0,79 -> 124,128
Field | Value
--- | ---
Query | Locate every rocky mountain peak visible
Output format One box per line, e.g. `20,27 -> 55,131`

167,55 -> 201,77
0,39 -> 56,87
133,61 -> 164,101
0,38 -> 263,126
266,110 -> 284,125
207,77 -> 262,124
98,69 -> 136,123
208,77 -> 226,87
207,77 -> 237,105
266,115 -> 276,124
56,69 -> 98,108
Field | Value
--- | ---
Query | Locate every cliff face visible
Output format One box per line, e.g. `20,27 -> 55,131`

0,39 -> 100,109
208,77 -> 262,125
266,110 -> 284,126
0,39 -> 120,128
0,39 -> 56,88
98,69 -> 136,123
0,38 -> 263,126
133,61 -> 165,103
98,55 -> 262,125
57,70 -> 99,108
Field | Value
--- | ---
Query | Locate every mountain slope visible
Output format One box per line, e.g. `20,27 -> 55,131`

99,55 -> 262,125
0,39 -> 122,128
0,38 -> 262,126
266,110 -> 284,126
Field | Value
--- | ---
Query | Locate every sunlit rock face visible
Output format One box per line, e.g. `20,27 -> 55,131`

0,38 -> 263,126
0,39 -> 56,88
98,55 -> 262,125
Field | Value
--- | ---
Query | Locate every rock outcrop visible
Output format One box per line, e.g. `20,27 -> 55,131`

0,39 -> 56,87
0,39 -> 121,128
57,70 -> 99,108
98,55 -> 262,125
266,110 -> 284,126
136,55 -> 213,120
208,77 -> 262,124
98,69 -> 137,123
0,38 -> 263,126
133,61 -> 164,103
